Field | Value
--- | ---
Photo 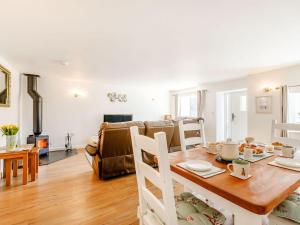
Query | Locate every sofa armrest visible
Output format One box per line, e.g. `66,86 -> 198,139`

85,144 -> 99,156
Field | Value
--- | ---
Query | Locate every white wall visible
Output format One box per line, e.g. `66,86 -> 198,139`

248,65 -> 300,143
0,56 -> 20,146
172,64 -> 300,144
21,76 -> 170,149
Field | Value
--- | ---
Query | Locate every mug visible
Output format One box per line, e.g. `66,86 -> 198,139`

266,145 -> 274,153
227,159 -> 250,179
282,146 -> 295,158
216,142 -> 240,161
244,147 -> 253,161
207,142 -> 218,154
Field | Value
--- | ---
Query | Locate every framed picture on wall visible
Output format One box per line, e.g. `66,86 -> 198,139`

256,96 -> 272,114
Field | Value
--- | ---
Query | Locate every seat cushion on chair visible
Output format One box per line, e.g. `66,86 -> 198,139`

146,192 -> 228,225
272,192 -> 300,223
176,192 -> 227,225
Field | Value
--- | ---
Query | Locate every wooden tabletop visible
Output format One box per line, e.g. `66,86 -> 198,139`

169,148 -> 300,215
0,144 -> 34,154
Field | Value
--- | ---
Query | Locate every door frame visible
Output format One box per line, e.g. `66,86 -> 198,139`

216,88 -> 247,141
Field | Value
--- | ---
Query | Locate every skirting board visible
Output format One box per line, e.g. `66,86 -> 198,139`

49,144 -> 86,151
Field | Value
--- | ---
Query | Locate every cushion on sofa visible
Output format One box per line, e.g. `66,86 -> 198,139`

88,135 -> 98,147
85,145 -> 98,156
144,120 -> 175,148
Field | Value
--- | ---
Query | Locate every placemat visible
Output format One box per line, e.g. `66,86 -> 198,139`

239,152 -> 274,163
177,161 -> 226,178
268,160 -> 300,172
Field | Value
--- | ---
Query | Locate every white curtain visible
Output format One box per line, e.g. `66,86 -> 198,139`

281,85 -> 288,137
174,94 -> 179,118
197,90 -> 207,118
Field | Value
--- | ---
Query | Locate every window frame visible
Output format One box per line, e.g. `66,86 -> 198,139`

177,92 -> 198,118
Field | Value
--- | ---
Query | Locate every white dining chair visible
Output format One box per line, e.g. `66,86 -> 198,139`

130,126 -> 231,225
179,119 -> 207,151
271,120 -> 300,148
130,126 -> 178,225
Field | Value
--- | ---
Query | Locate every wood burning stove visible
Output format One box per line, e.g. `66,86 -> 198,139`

27,135 -> 49,155
24,74 -> 49,155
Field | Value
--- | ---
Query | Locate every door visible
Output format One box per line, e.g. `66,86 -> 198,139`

225,90 -> 247,142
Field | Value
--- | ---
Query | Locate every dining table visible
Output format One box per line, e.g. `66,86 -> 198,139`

169,147 -> 300,225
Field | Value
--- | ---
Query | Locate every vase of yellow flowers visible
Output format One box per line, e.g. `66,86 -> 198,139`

0,125 -> 19,151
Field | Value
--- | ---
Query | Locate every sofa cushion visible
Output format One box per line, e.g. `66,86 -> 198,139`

99,121 -> 145,158
88,135 -> 98,147
144,120 -> 174,148
85,145 -> 98,156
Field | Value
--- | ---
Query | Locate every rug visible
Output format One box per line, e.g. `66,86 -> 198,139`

39,149 -> 78,166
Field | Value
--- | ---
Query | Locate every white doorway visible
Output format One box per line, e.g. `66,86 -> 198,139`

216,89 -> 247,142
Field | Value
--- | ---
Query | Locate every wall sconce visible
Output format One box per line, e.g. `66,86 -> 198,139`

263,87 -> 272,93
70,89 -> 86,98
263,86 -> 281,93
107,92 -> 127,102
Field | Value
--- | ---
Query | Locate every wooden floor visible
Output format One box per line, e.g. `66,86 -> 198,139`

0,151 -> 140,225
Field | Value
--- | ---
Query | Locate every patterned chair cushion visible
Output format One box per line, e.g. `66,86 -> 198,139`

147,192 -> 227,225
272,192 -> 300,223
176,192 -> 226,225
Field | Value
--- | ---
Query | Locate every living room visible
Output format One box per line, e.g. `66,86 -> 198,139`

1,1 -> 300,225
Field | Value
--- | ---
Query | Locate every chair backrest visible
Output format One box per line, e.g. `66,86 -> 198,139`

271,120 -> 300,148
179,120 -> 207,151
130,126 -> 178,225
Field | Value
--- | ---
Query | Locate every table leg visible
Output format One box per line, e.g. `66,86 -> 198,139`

233,208 -> 264,225
22,154 -> 28,185
13,160 -> 18,177
36,152 -> 39,174
28,157 -> 31,174
3,159 -> 6,178
31,153 -> 36,182
5,159 -> 11,186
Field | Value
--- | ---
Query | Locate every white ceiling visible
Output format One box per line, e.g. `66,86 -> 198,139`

0,0 -> 300,89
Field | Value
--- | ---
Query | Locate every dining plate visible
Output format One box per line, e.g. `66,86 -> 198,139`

275,158 -> 300,168
239,152 -> 265,157
185,160 -> 212,172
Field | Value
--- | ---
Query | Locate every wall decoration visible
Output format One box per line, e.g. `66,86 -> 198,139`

256,96 -> 272,114
0,64 -> 11,107
107,92 -> 127,102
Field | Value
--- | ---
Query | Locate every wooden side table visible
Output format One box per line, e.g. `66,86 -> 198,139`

1,151 -> 28,186
0,144 -> 34,187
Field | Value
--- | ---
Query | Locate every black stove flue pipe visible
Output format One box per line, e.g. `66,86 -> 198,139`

24,74 -> 43,136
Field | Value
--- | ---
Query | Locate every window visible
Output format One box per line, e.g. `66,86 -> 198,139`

240,95 -> 247,112
177,93 -> 197,117
288,86 -> 300,123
